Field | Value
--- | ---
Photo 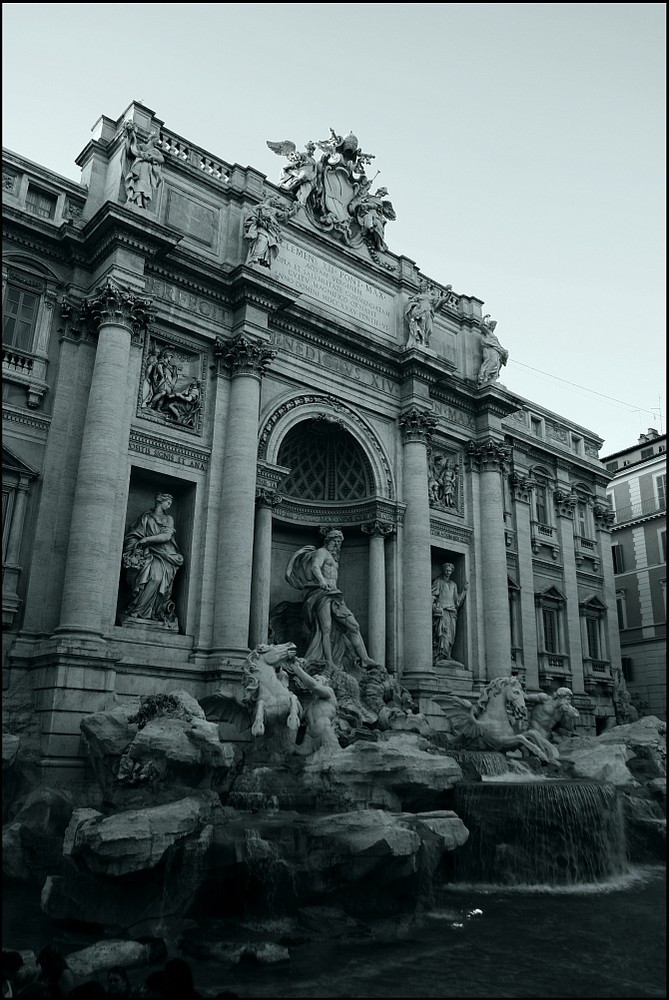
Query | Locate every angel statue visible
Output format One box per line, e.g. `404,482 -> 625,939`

266,139 -> 318,206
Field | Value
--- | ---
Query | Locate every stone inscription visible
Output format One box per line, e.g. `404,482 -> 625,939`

273,241 -> 395,335
129,431 -> 209,470
145,277 -> 228,325
271,330 -> 398,396
430,399 -> 476,430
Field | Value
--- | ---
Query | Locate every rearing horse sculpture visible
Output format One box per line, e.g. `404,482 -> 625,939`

199,641 -> 302,741
439,676 -> 559,763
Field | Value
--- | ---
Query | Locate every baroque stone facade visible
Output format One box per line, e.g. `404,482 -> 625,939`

2,101 -> 622,783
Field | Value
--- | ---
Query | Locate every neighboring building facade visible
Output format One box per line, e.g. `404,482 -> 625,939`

603,429 -> 666,719
3,102 -> 624,786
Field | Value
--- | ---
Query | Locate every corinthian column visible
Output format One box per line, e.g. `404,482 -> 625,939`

361,520 -> 395,665
400,408 -> 437,681
212,335 -> 276,654
468,439 -> 512,678
249,488 -> 283,647
58,281 -> 152,637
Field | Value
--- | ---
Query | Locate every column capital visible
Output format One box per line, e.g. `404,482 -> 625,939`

214,333 -> 276,378
361,520 -> 395,538
61,280 -> 153,340
593,501 -> 615,531
255,487 -> 283,509
509,471 -> 536,503
399,407 -> 437,444
553,487 -> 577,518
467,438 -> 511,472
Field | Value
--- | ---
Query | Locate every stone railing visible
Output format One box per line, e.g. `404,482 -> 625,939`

3,347 -> 34,373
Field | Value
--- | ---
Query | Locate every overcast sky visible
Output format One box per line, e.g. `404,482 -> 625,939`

2,3 -> 665,456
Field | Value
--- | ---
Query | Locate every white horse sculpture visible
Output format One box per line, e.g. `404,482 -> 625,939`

199,642 -> 302,741
439,676 -> 559,763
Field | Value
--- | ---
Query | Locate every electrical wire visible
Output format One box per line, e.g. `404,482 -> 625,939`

509,359 -> 663,418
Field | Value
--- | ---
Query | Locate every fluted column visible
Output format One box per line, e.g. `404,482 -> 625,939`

468,439 -> 512,678
212,335 -> 276,653
400,409 -> 437,680
249,488 -> 283,647
58,281 -> 152,637
361,520 -> 394,665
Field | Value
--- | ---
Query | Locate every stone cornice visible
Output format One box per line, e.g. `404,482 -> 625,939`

227,265 -> 300,315
2,403 -> 51,434
273,496 -> 405,528
270,314 -> 398,382
77,202 -> 184,270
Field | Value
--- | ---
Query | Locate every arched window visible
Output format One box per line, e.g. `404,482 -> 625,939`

278,419 -> 374,501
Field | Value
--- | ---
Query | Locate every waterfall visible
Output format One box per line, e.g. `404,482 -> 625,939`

451,781 -> 629,886
446,750 -> 509,777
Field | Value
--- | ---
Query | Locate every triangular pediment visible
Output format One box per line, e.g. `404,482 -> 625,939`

2,446 -> 38,478
536,585 -> 566,603
579,595 -> 608,612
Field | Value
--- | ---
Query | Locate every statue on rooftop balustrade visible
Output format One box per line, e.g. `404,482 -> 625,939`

477,315 -> 509,386
123,123 -> 164,210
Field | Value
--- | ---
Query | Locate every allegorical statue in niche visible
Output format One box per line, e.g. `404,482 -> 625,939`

405,282 -> 451,348
121,493 -> 184,630
286,528 -> 380,672
123,122 -> 164,209
243,196 -> 295,268
477,314 -> 509,386
431,561 -> 468,661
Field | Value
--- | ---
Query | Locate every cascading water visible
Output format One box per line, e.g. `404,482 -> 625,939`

450,780 -> 629,886
445,750 -> 509,777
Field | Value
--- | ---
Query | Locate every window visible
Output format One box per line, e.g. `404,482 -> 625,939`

25,185 -> 57,220
579,595 -> 608,665
640,447 -> 654,460
654,473 -> 666,510
586,617 -> 600,659
535,484 -> 548,525
659,529 -> 667,564
611,544 -> 625,574
576,501 -> 588,538
530,416 -> 543,438
621,656 -> 634,682
616,590 -> 627,630
542,609 -> 558,652
606,461 -> 619,473
2,285 -> 40,352
535,586 -> 566,655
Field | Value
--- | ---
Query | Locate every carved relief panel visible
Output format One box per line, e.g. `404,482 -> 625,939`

427,447 -> 463,515
138,333 -> 206,435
